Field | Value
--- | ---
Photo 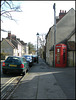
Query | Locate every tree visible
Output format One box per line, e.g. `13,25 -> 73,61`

1,0 -> 22,32
28,42 -> 36,54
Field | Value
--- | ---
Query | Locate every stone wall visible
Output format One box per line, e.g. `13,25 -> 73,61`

68,51 -> 75,67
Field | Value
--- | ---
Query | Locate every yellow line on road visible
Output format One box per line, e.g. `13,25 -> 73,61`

1,77 -> 16,89
1,77 -> 16,92
1,77 -> 14,89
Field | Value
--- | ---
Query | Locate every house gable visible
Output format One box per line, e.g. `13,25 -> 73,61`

46,8 -> 75,51
56,8 -> 75,44
1,39 -> 14,55
5,39 -> 16,48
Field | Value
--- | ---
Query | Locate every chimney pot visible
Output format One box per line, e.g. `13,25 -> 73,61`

62,10 -> 64,13
60,10 -> 61,13
11,34 -> 16,40
8,31 -> 11,38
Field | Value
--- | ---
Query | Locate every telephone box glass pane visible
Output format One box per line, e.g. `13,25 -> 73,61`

57,49 -> 60,52
57,49 -> 60,64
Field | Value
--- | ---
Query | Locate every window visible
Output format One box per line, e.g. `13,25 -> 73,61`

5,57 -> 21,63
57,49 -> 60,64
23,58 -> 26,62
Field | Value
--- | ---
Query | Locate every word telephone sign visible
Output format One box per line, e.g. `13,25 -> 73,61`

55,44 -> 67,67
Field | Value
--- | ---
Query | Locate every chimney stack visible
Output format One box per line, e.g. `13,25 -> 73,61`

60,10 -> 61,13
56,10 -> 66,23
8,31 -> 11,40
59,10 -> 66,19
11,34 -> 16,40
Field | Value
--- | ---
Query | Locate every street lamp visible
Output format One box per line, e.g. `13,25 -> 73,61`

36,33 -> 39,63
53,3 -> 56,67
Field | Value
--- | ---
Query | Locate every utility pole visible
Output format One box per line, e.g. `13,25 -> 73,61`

36,33 -> 39,63
53,3 -> 56,67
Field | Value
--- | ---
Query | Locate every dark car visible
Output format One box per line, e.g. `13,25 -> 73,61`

23,55 -> 33,67
2,56 -> 29,75
32,55 -> 37,63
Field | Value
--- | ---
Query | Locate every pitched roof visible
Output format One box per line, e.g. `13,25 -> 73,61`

20,41 -> 27,45
4,39 -> 16,49
11,38 -> 18,48
6,35 -> 18,48
17,38 -> 27,45
67,41 -> 76,51
49,28 -> 75,51
46,8 -> 75,40
56,8 -> 74,25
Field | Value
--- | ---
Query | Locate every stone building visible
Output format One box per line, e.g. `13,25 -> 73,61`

1,32 -> 29,59
45,8 -> 75,67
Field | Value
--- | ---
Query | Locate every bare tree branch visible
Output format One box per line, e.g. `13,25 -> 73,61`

5,1 -> 12,9
1,1 -> 22,18
1,29 -> 8,32
1,1 -> 5,6
1,1 -> 22,31
1,9 -> 20,15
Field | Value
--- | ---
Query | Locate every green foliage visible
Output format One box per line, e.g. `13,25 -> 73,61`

28,42 -> 36,54
1,52 -> 9,60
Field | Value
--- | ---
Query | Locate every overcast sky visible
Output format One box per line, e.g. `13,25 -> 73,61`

1,1 -> 75,46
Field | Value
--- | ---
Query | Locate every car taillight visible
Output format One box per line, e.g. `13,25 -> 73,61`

20,64 -> 24,68
2,62 -> 5,66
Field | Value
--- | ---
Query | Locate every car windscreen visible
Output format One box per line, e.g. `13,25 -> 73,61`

24,55 -> 28,59
24,55 -> 32,59
5,57 -> 21,63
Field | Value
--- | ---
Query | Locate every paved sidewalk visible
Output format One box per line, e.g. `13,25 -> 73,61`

9,58 -> 75,99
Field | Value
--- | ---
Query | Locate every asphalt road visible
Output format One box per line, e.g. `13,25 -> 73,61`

49,66 -> 75,99
1,61 -> 23,99
9,58 -> 75,99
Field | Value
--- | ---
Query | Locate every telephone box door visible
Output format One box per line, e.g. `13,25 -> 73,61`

55,44 -> 67,67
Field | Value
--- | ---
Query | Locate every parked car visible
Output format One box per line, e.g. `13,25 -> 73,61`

23,55 -> 33,67
32,55 -> 37,63
2,56 -> 29,75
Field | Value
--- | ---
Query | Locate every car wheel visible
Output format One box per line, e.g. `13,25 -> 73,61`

29,64 -> 32,67
21,72 -> 25,76
26,67 -> 29,72
2,69 -> 7,74
22,69 -> 26,76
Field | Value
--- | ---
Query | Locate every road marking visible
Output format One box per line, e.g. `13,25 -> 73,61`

1,77 -> 16,92
1,77 -> 15,89
6,73 -> 29,99
1,73 -> 28,99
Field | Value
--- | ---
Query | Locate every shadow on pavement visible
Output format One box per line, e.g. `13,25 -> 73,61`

10,58 -> 75,99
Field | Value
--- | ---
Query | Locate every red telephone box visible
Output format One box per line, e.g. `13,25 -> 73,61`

55,44 -> 67,67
